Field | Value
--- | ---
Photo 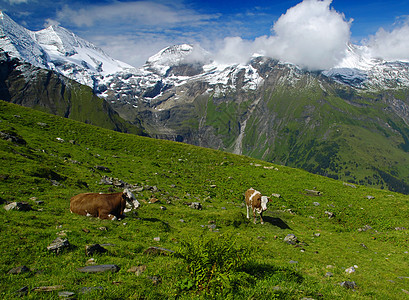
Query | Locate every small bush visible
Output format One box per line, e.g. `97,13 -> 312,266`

174,234 -> 253,297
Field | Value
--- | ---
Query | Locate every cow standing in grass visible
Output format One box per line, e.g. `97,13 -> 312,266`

70,188 -> 140,220
245,188 -> 272,224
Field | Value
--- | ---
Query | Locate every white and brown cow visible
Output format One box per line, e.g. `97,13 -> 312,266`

70,188 -> 140,220
245,188 -> 272,224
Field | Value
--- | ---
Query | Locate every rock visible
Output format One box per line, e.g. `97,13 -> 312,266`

143,246 -> 174,256
148,275 -> 161,285
189,202 -> 202,210
366,195 -> 375,199
8,265 -> 30,274
127,265 -> 147,275
271,193 -> 281,198
305,189 -> 322,196
289,260 -> 298,264
314,233 -> 321,237
33,285 -> 63,292
149,198 -> 160,203
47,237 -> 70,254
95,165 -> 111,172
14,286 -> 28,296
86,258 -> 96,265
99,176 -> 113,185
160,206 -> 167,210
58,291 -> 75,298
343,182 -> 357,188
345,266 -> 356,274
4,202 -> 32,211
325,211 -> 335,219
313,202 -> 320,206
82,228 -> 90,233
85,244 -> 107,256
340,281 -> 357,289
325,272 -> 333,277
77,264 -> 120,273
395,227 -> 407,231
358,225 -> 374,232
284,234 -> 298,245
153,237 -> 160,242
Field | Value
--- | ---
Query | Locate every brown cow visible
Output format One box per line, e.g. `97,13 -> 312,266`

70,188 -> 140,220
245,188 -> 272,224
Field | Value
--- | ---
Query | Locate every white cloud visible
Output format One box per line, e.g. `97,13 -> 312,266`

6,0 -> 30,4
366,19 -> 409,61
213,0 -> 352,70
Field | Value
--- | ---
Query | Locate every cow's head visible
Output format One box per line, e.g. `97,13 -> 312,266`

123,188 -> 140,212
260,196 -> 271,211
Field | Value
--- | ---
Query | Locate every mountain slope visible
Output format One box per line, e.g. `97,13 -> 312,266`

0,51 -> 145,135
1,100 -> 409,299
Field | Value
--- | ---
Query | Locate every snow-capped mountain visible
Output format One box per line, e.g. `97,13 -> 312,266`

3,11 -> 409,108
0,11 -> 134,87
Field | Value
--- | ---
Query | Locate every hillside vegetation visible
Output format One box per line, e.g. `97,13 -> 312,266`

1,100 -> 409,299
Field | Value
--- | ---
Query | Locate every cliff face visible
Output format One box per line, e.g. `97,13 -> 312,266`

0,51 -> 145,135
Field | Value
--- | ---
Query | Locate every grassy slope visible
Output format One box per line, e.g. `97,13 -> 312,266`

1,100 -> 409,299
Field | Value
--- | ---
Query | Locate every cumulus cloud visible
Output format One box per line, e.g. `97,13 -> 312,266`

214,0 -> 352,70
366,19 -> 409,61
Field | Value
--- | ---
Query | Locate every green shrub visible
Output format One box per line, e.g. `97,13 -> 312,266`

174,234 -> 253,297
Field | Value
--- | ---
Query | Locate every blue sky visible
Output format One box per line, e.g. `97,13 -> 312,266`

1,0 -> 409,68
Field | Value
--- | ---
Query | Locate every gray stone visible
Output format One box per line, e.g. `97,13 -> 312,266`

325,272 -> 333,277
284,234 -> 298,245
47,237 -> 70,254
127,265 -> 147,275
85,244 -> 107,256
325,211 -> 335,218
289,260 -> 298,264
8,266 -> 30,274
77,264 -> 120,273
4,202 -> 32,211
58,291 -> 75,298
143,246 -> 174,255
95,165 -> 111,172
189,202 -> 202,210
340,281 -> 357,289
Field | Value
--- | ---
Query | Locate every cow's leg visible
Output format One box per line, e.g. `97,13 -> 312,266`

253,209 -> 257,224
260,212 -> 264,225
246,205 -> 250,219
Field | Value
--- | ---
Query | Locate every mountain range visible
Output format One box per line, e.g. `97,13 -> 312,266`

2,11 -> 409,193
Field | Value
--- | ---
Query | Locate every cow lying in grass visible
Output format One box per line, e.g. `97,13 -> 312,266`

70,189 -> 140,220
245,188 -> 272,224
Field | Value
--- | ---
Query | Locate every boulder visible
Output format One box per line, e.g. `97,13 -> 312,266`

85,244 -> 107,256
284,234 -> 298,245
77,264 -> 120,273
47,237 -> 70,254
4,202 -> 32,211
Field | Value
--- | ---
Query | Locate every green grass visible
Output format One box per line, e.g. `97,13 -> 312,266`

1,100 -> 409,299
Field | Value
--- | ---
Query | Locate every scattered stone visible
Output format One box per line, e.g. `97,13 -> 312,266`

271,193 -> 281,198
366,195 -> 375,199
153,237 -> 160,242
284,234 -> 298,245
82,228 -> 90,233
77,264 -> 120,273
47,237 -> 70,254
314,233 -> 321,237
361,243 -> 368,249
325,211 -> 335,219
85,244 -> 107,256
326,265 -> 335,269
179,219 -> 185,223
143,246 -> 174,256
340,281 -> 357,289
86,258 -> 96,265
343,182 -> 357,188
95,165 -> 111,172
14,286 -> 28,297
35,200 -> 44,205
127,265 -> 147,275
148,275 -> 161,285
58,291 -> 75,298
98,227 -> 107,231
358,225 -> 374,232
80,287 -> 104,294
305,189 -> 322,196
325,272 -> 333,277
189,202 -> 202,210
8,265 -> 30,274
402,289 -> 409,295
56,137 -> 64,142
395,227 -> 407,231
33,285 -> 63,292
345,266 -> 356,274
289,260 -> 298,264
313,202 -> 320,206
149,198 -> 159,204
4,201 -> 32,211
160,206 -> 167,210
210,185 -> 217,188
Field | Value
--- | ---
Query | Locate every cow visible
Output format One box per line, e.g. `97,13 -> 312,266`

245,188 -> 272,224
70,188 -> 140,220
